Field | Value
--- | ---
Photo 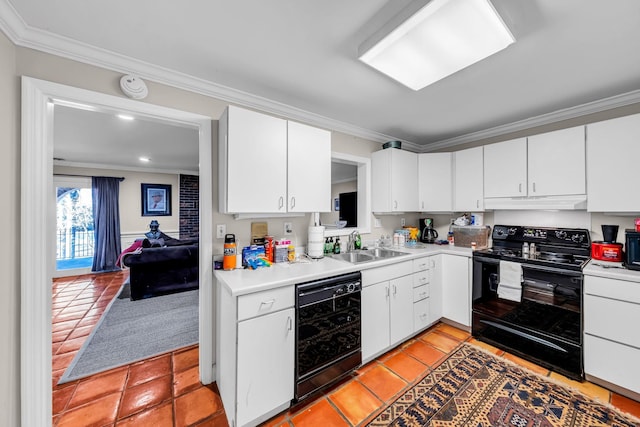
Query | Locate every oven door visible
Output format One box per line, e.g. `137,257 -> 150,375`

472,257 -> 583,379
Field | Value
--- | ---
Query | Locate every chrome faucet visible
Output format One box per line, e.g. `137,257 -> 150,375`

347,230 -> 359,253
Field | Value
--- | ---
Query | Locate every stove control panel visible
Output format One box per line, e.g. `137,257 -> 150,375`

492,225 -> 591,248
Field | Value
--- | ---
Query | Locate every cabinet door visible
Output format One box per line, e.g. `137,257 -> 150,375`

483,138 -> 527,198
441,255 -> 470,327
287,121 -> 331,212
237,308 -> 294,426
389,274 -> 415,346
429,255 -> 443,323
587,114 -> 640,212
372,149 -> 418,212
418,153 -> 452,212
225,106 -> 288,213
528,126 -> 585,196
454,146 -> 484,211
362,281 -> 390,362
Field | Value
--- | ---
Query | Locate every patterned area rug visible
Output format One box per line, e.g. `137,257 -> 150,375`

368,344 -> 639,427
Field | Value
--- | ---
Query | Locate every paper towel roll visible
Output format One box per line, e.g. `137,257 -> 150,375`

308,226 -> 325,258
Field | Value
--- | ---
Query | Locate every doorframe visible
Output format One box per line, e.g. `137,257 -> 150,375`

21,76 -> 214,427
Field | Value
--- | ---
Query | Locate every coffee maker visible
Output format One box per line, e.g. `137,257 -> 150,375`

420,218 -> 438,243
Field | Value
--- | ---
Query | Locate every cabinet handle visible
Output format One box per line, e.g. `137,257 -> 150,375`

430,259 -> 436,268
287,316 -> 292,331
476,199 -> 479,208
418,262 -> 427,269
532,182 -> 536,193
385,286 -> 390,297
519,183 -> 522,193
419,276 -> 428,283
278,196 -> 284,210
419,292 -> 427,298
290,196 -> 296,209
259,299 -> 275,309
394,200 -> 398,209
421,201 -> 424,209
393,284 -> 397,295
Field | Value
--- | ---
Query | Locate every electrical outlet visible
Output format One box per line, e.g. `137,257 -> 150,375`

401,218 -> 405,226
284,222 -> 293,235
216,224 -> 226,239
374,217 -> 382,228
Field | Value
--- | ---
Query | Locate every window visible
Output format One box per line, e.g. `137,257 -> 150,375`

55,176 -> 94,272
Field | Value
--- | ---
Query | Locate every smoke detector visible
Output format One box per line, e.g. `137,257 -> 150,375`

119,74 -> 148,99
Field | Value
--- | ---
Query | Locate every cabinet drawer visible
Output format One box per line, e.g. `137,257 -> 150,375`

584,294 -> 640,348
413,270 -> 430,287
414,257 -> 432,272
362,260 -> 413,286
413,284 -> 429,302
414,299 -> 430,331
585,334 -> 640,394
585,275 -> 640,304
238,286 -> 294,321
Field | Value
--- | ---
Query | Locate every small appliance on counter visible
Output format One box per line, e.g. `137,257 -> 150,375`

420,218 -> 438,243
591,224 -> 624,266
625,229 -> 640,271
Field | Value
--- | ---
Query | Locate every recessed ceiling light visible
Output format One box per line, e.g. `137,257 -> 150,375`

139,157 -> 151,162
117,114 -> 135,121
358,0 -> 515,90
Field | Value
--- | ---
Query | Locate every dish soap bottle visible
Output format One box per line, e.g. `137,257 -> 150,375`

355,232 -> 362,250
333,237 -> 341,254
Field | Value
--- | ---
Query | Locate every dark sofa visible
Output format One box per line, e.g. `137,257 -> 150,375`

122,236 -> 199,300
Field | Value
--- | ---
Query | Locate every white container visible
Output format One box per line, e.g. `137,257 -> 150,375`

307,226 -> 325,258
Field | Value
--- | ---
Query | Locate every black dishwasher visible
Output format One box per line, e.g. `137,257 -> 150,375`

295,271 -> 361,402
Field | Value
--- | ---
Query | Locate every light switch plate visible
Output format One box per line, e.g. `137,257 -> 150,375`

216,224 -> 226,239
284,222 -> 293,235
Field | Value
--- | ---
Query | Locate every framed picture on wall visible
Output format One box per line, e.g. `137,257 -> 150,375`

141,183 -> 172,216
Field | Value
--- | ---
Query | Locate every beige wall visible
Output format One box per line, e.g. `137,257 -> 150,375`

54,166 -> 181,236
0,31 -> 20,427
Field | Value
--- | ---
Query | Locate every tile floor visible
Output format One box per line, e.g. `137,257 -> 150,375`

52,271 -> 640,427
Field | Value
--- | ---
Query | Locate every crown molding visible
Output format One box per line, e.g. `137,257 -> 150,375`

423,89 -> 640,152
3,0 -> 639,153
0,1 -> 402,146
53,159 -> 199,176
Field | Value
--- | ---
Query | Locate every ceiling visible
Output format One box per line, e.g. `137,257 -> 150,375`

4,0 -> 640,163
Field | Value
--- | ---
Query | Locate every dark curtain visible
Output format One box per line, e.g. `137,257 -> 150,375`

91,176 -> 123,272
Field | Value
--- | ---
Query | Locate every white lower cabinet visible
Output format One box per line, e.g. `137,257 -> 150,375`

237,308 -> 295,427
217,284 -> 295,427
413,255 -> 442,330
361,261 -> 414,362
441,254 -> 471,327
584,274 -> 640,397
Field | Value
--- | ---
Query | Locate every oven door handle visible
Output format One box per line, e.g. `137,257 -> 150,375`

521,264 -> 582,277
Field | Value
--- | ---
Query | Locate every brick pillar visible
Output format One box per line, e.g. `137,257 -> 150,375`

179,174 -> 199,239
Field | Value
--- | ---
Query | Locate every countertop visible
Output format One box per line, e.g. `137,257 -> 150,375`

214,244 -> 472,296
583,261 -> 640,283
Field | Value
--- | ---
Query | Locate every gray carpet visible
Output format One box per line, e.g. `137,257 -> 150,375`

58,284 -> 199,384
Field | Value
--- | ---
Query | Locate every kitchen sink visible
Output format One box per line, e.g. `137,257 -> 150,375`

330,248 -> 409,264
331,252 -> 376,264
362,248 -> 409,259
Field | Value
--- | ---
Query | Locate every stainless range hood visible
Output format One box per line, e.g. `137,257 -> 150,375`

484,194 -> 587,210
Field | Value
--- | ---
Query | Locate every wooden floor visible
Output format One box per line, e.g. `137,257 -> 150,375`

52,271 -> 640,426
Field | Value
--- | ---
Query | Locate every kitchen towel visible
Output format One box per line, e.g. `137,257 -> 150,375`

498,260 -> 523,302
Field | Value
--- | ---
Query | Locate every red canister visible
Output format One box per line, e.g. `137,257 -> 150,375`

591,241 -> 624,262
264,235 -> 274,262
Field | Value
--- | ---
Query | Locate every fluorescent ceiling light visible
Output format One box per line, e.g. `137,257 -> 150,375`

139,157 -> 150,162
358,0 -> 515,90
117,114 -> 135,121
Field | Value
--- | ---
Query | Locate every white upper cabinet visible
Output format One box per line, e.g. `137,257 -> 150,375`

287,121 -> 331,212
484,127 -> 586,203
453,146 -> 484,211
483,137 -> 527,198
527,126 -> 586,196
219,106 -> 331,214
372,148 -> 419,213
418,153 -> 452,212
587,113 -> 640,212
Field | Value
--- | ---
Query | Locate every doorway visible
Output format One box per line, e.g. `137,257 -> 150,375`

21,77 -> 214,426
